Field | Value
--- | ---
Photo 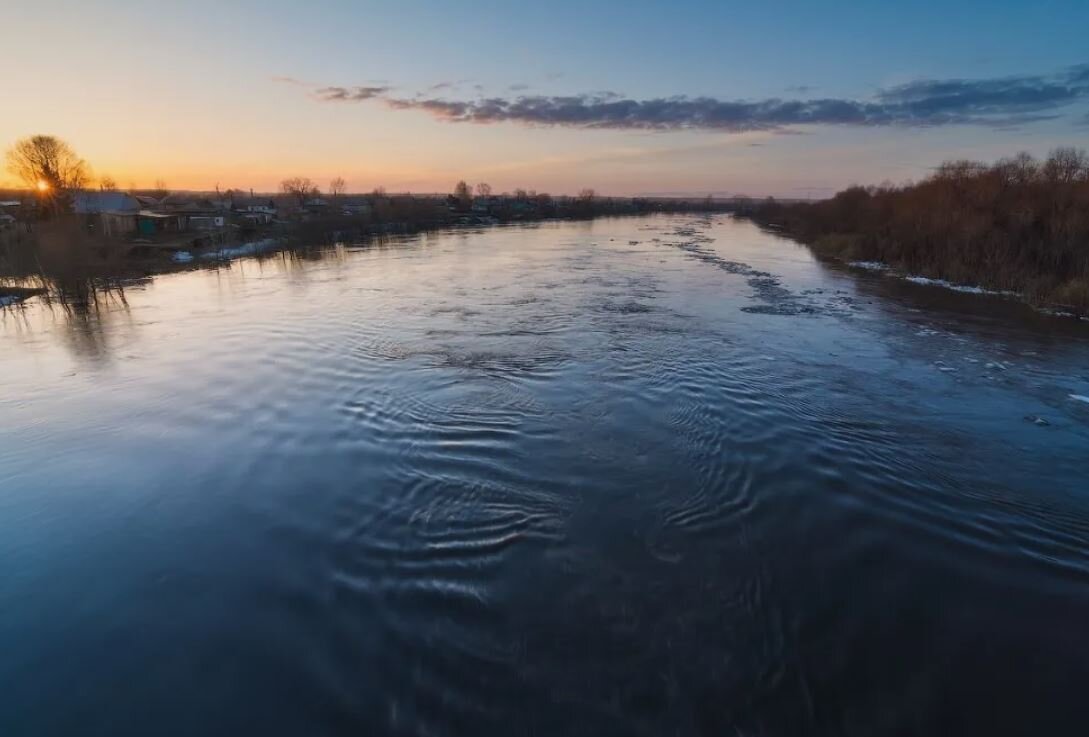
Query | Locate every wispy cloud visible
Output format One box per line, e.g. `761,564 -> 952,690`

314,85 -> 391,102
302,63 -> 1089,132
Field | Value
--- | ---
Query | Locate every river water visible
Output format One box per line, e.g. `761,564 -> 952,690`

2,215 -> 1088,735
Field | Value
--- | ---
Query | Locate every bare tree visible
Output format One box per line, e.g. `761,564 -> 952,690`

578,188 -> 596,201
150,179 -> 169,199
99,175 -> 117,191
6,135 -> 90,212
453,180 -> 473,210
1043,147 -> 1089,184
371,185 -> 387,198
475,182 -> 492,197
281,177 -> 320,206
329,176 -> 346,200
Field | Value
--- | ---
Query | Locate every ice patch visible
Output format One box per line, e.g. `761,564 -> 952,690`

849,261 -> 888,271
172,251 -> 194,263
200,238 -> 280,261
903,275 -> 1017,296
1069,394 -> 1089,404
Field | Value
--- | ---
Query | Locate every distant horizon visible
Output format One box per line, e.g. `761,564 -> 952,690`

0,182 -> 823,202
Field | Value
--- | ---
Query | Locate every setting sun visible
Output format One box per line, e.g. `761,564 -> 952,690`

35,179 -> 49,193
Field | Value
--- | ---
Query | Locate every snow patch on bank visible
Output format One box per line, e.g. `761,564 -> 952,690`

848,259 -> 1019,298
200,238 -> 282,261
903,275 -> 1018,297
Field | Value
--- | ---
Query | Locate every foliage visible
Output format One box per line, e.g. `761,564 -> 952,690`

750,148 -> 1089,308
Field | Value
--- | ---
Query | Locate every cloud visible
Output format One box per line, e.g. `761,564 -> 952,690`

873,65 -> 1089,122
305,63 -> 1089,132
314,85 -> 391,102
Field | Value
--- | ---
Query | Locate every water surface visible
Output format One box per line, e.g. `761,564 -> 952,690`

3,215 -> 1089,735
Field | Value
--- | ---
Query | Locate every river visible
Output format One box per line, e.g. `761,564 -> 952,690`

2,214 -> 1088,735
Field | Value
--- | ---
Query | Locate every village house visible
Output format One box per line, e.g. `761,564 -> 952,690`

231,197 -> 278,226
338,196 -> 372,217
0,200 -> 21,229
155,193 -> 228,232
71,191 -> 141,237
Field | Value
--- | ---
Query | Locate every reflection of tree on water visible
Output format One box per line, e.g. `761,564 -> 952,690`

46,280 -> 134,363
2,221 -> 140,362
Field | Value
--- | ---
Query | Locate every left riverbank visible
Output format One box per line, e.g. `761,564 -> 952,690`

1,197 -> 728,309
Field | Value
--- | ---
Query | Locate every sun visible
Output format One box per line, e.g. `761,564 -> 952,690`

36,180 -> 50,193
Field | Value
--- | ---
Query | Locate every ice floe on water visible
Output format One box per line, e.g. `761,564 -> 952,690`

1070,394 -> 1089,404
172,251 -> 194,263
849,261 -> 889,271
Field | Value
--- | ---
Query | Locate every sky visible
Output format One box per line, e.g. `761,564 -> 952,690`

2,0 -> 1088,197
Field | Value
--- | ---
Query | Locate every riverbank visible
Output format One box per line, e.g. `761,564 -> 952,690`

741,148 -> 1089,316
0,204 -> 726,308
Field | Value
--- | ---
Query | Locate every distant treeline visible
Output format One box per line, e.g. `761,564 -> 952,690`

746,148 -> 1089,309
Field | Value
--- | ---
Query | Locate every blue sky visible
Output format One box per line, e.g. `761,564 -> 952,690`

3,0 -> 1087,195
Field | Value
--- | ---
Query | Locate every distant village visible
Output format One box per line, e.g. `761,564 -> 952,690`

0,182 -> 743,262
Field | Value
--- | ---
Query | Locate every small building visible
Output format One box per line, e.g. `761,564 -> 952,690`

338,196 -> 372,217
155,194 -> 228,232
232,197 -> 278,225
71,191 -> 141,236
136,210 -> 183,236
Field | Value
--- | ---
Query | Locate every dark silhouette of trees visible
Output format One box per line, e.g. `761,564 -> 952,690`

5,135 -> 90,215
329,176 -> 346,200
453,180 -> 472,210
751,148 -> 1089,309
281,177 -> 320,206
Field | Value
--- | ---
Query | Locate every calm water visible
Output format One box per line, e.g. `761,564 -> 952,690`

3,215 -> 1089,736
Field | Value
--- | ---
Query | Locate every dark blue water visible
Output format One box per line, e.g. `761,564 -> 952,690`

3,215 -> 1089,735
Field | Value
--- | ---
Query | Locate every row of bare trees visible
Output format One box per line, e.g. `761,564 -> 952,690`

753,147 -> 1089,308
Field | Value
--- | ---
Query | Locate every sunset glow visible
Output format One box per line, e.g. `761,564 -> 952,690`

2,1 -> 1087,196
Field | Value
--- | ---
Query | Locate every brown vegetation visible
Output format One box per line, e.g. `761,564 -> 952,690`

748,148 -> 1089,309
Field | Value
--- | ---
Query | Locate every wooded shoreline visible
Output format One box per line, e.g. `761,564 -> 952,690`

741,148 -> 1089,313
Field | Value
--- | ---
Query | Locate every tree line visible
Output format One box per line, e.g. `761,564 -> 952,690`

748,148 -> 1089,309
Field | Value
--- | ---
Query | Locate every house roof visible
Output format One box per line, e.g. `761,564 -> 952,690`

231,197 -> 276,208
72,191 -> 140,214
